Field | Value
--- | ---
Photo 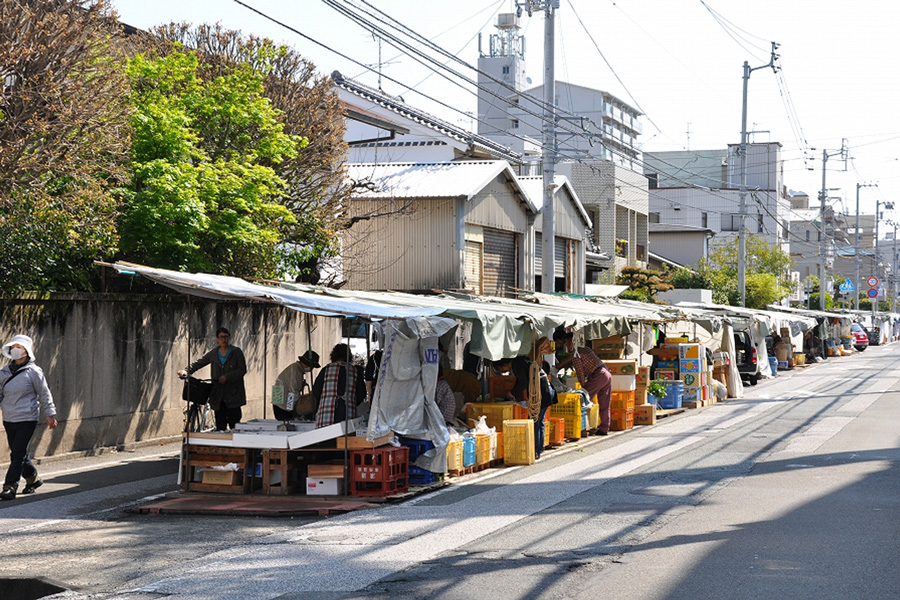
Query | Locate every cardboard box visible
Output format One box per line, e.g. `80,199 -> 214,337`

635,387 -> 649,405
201,469 -> 241,485
604,360 -> 637,375
634,403 -> 656,426
306,477 -> 344,496
591,336 -> 627,355
682,387 -> 702,404
681,372 -> 706,388
308,462 -> 347,478
635,366 -> 651,386
657,360 -> 679,370
657,370 -> 677,380
333,432 -> 394,450
678,344 -> 703,359
611,374 -> 636,391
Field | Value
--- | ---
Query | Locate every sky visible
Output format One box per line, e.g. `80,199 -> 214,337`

111,0 -> 900,236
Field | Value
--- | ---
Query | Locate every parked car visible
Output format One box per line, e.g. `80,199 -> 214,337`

851,323 -> 869,351
733,329 -> 760,385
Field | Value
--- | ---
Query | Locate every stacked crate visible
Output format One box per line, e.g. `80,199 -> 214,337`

634,365 -> 656,426
502,419 -> 535,465
350,446 -> 409,497
591,335 -> 627,360
399,437 -> 435,485
466,402 -> 528,432
608,360 -> 636,431
549,393 -> 582,439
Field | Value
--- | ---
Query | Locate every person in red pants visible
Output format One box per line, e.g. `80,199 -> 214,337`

553,328 -> 612,435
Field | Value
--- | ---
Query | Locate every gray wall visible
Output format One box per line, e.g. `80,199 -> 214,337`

0,294 -> 338,463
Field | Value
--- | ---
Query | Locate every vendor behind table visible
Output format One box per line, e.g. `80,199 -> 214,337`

272,350 -> 320,421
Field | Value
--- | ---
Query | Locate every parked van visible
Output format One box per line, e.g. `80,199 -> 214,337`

341,319 -> 380,365
733,328 -> 761,385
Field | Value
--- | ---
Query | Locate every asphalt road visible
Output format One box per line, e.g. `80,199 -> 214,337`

2,344 -> 898,600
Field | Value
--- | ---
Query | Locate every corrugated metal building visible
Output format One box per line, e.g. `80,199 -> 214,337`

343,161 -> 536,296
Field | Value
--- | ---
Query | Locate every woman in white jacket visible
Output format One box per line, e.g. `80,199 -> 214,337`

0,334 -> 58,501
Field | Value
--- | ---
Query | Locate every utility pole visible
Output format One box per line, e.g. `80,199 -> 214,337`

519,0 -> 559,293
738,42 -> 779,307
893,222 -> 898,311
873,199 -> 894,311
855,183 -> 876,311
817,141 -> 848,310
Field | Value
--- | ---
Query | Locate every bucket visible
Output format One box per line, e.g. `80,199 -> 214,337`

658,381 -> 683,409
768,356 -> 778,376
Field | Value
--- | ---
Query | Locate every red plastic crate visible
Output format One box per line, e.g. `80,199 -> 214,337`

351,477 -> 409,497
350,446 -> 409,484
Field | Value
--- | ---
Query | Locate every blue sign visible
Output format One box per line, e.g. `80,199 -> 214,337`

424,348 -> 439,363
840,280 -> 855,292
867,288 -> 878,298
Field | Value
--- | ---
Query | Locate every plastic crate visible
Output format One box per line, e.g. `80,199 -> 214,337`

461,436 -> 476,467
446,439 -> 463,472
496,431 -> 504,460
398,437 -> 435,461
466,402 -> 528,431
551,393 -> 583,439
475,434 -> 492,465
581,411 -> 588,433
610,408 -> 634,431
548,418 -> 566,445
502,419 -> 535,465
408,465 -> 435,485
659,381 -> 683,409
350,446 -> 409,484
610,390 -> 635,412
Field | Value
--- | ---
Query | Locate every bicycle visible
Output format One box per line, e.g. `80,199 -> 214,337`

181,375 -> 215,433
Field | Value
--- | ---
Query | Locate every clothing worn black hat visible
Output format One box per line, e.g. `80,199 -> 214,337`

552,326 -> 572,342
298,350 -> 321,368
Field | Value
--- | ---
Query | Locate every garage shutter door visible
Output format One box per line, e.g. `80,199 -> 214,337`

464,240 -> 483,294
534,233 -> 567,278
483,228 -> 517,297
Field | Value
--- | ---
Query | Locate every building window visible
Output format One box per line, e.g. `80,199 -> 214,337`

758,214 -> 764,233
805,229 -> 810,241
723,214 -> 741,232
646,173 -> 658,189
511,119 -> 519,129
701,212 -> 708,228
502,65 -> 510,74
649,212 -> 660,224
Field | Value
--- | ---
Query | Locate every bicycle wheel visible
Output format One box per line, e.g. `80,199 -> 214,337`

186,404 -> 203,433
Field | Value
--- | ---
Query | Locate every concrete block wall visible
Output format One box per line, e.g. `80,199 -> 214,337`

0,294 -> 337,463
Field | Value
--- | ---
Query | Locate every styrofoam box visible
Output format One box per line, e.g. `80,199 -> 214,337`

306,477 -> 343,496
611,374 -> 636,391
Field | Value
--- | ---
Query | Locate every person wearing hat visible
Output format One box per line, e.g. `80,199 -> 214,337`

272,350 -> 320,420
553,327 -> 612,436
1,334 -> 58,501
177,327 -> 247,431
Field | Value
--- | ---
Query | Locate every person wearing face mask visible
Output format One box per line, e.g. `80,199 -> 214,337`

1,334 -> 58,501
177,327 -> 247,431
272,350 -> 320,420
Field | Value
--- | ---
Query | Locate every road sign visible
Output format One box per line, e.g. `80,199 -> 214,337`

867,276 -> 879,288
867,288 -> 879,298
840,281 -> 855,292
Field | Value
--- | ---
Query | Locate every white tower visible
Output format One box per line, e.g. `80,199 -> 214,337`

477,13 -> 528,153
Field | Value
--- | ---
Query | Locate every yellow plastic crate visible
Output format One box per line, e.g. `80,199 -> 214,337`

551,394 -> 583,439
446,439 -> 463,472
475,434 -> 492,465
496,431 -> 504,460
466,402 -> 528,431
502,419 -> 535,465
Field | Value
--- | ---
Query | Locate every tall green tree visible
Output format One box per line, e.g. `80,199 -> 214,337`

118,49 -> 308,277
0,0 -> 130,292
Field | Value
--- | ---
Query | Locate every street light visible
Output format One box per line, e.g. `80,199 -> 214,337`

875,200 -> 894,279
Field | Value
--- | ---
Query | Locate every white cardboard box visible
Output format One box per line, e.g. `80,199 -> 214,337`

611,374 -> 636,391
306,477 -> 343,496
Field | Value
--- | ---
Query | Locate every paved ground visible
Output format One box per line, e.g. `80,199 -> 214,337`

2,344 -> 898,600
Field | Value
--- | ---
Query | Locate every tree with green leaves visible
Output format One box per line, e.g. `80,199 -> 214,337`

616,266 -> 673,303
118,48 -> 308,277
699,235 -> 794,308
0,0 -> 130,292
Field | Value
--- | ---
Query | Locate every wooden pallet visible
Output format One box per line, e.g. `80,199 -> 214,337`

656,407 -> 685,418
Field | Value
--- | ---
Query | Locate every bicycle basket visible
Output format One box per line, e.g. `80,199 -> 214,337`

182,377 -> 213,405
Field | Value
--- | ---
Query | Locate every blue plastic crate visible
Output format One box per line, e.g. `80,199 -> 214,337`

399,437 -> 435,461
462,437 -> 476,467
408,465 -> 435,485
659,381 -> 683,409
768,356 -> 778,377
581,411 -> 588,432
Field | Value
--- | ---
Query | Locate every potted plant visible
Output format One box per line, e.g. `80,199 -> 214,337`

647,379 -> 667,405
